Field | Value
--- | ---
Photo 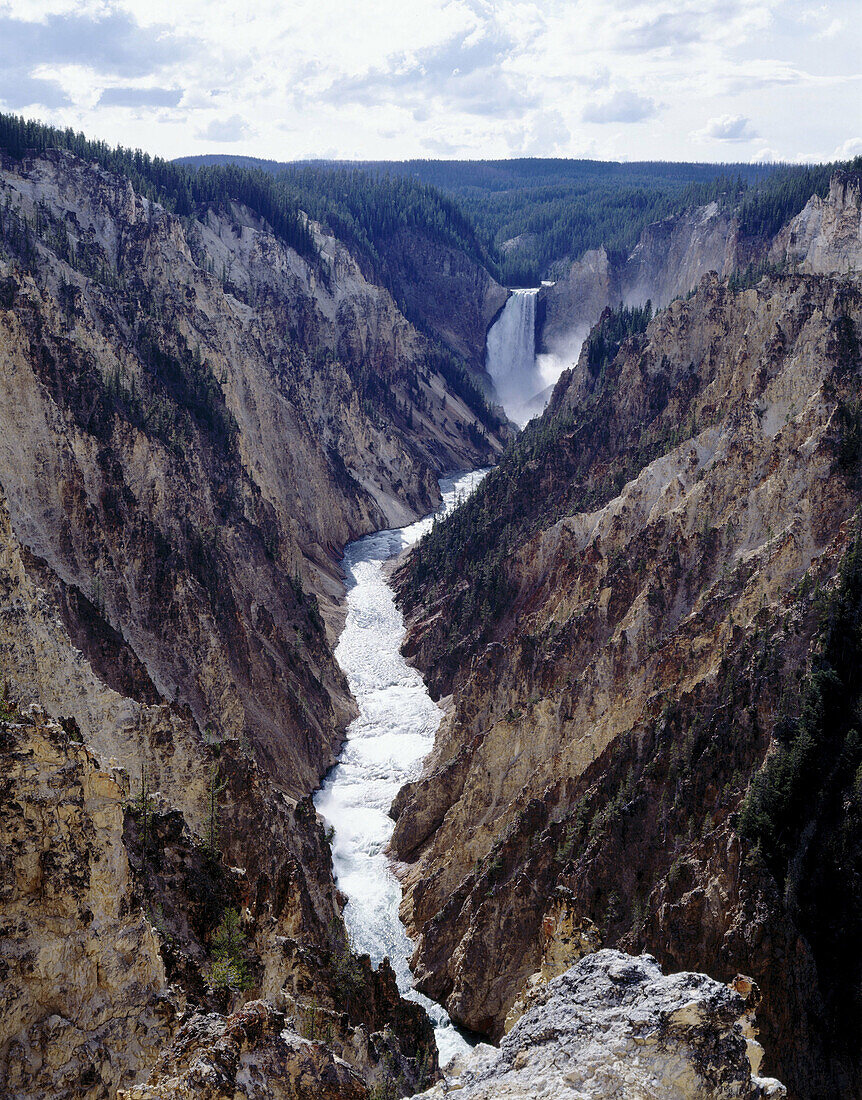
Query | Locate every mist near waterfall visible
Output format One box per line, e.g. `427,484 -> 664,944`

485,289 -> 545,426
537,323 -> 589,389
486,289 -> 588,426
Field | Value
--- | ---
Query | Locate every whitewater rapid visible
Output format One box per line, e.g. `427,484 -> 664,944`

314,469 -> 487,1065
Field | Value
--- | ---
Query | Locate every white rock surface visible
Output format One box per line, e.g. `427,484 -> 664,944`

419,950 -> 785,1100
772,170 -> 862,275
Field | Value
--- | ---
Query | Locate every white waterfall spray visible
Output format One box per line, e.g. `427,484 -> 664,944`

485,288 -> 546,425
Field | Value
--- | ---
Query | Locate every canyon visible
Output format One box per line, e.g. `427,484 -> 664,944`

536,169 -> 862,396
0,128 -> 859,1100
0,142 -> 504,1099
393,169 -> 862,1098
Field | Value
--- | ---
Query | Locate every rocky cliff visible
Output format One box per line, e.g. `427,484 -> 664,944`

0,707 -> 437,1098
0,709 -> 171,1099
538,169 -> 861,378
771,169 -> 862,276
0,144 -> 509,1097
538,202 -> 739,374
118,1001 -> 371,1100
5,138 -> 860,1099
0,145 -> 507,791
370,226 -> 508,375
394,268 -> 862,1097
418,951 -> 785,1100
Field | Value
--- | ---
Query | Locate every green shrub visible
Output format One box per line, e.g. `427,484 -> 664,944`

206,908 -> 251,991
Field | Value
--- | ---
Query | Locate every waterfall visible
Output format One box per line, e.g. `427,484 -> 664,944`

485,288 -> 545,425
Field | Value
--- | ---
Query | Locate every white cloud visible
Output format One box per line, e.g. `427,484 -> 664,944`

817,17 -> 844,38
798,5 -> 845,39
196,114 -> 251,143
506,108 -> 571,155
0,8 -> 192,76
582,90 -> 658,124
0,0 -> 855,161
833,137 -> 862,160
694,113 -> 759,142
98,85 -> 183,107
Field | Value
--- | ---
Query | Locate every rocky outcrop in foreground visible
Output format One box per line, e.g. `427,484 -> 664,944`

119,1001 -> 368,1100
419,951 -> 784,1100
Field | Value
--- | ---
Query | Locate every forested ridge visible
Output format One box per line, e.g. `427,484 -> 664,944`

375,159 -> 774,285
399,301 -> 656,689
0,113 -> 507,364
180,152 -> 853,285
0,115 -> 495,280
0,113 -> 317,258
3,113 -> 852,295
386,159 -> 848,283
0,113 -> 513,428
0,114 -> 491,285
271,165 -> 493,274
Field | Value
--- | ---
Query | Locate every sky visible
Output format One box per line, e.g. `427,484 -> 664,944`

0,0 -> 860,164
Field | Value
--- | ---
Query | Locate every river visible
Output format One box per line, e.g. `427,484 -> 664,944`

314,469 -> 487,1065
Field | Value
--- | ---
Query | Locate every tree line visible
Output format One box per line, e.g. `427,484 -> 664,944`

4,111 -> 858,301
179,151 -> 858,287
0,112 -> 315,258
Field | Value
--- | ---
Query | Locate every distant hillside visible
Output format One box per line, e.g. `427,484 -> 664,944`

177,154 -> 840,285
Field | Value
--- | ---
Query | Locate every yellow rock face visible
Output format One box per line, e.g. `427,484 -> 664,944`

0,710 -> 174,1099
503,892 -> 602,1033
393,266 -> 862,1099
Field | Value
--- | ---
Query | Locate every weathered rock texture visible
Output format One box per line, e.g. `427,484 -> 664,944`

538,203 -> 738,373
0,146 -> 504,795
119,1000 -> 369,1100
394,268 -> 862,1097
538,169 -> 861,375
418,951 -> 785,1100
0,710 -> 176,1098
771,169 -> 862,275
0,704 -> 438,1099
273,945 -> 438,1095
501,888 -> 602,1035
0,145 -> 501,1098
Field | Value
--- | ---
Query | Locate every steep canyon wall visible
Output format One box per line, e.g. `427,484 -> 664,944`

0,146 -> 505,1098
394,172 -> 862,1098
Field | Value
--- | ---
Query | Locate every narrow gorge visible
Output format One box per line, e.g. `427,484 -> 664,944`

394,170 -> 862,1098
314,470 -> 486,1065
0,112 -> 860,1100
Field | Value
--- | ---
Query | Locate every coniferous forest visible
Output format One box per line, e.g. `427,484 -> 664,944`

1,53 -> 861,1097
3,112 -> 856,292
179,151 -> 855,285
